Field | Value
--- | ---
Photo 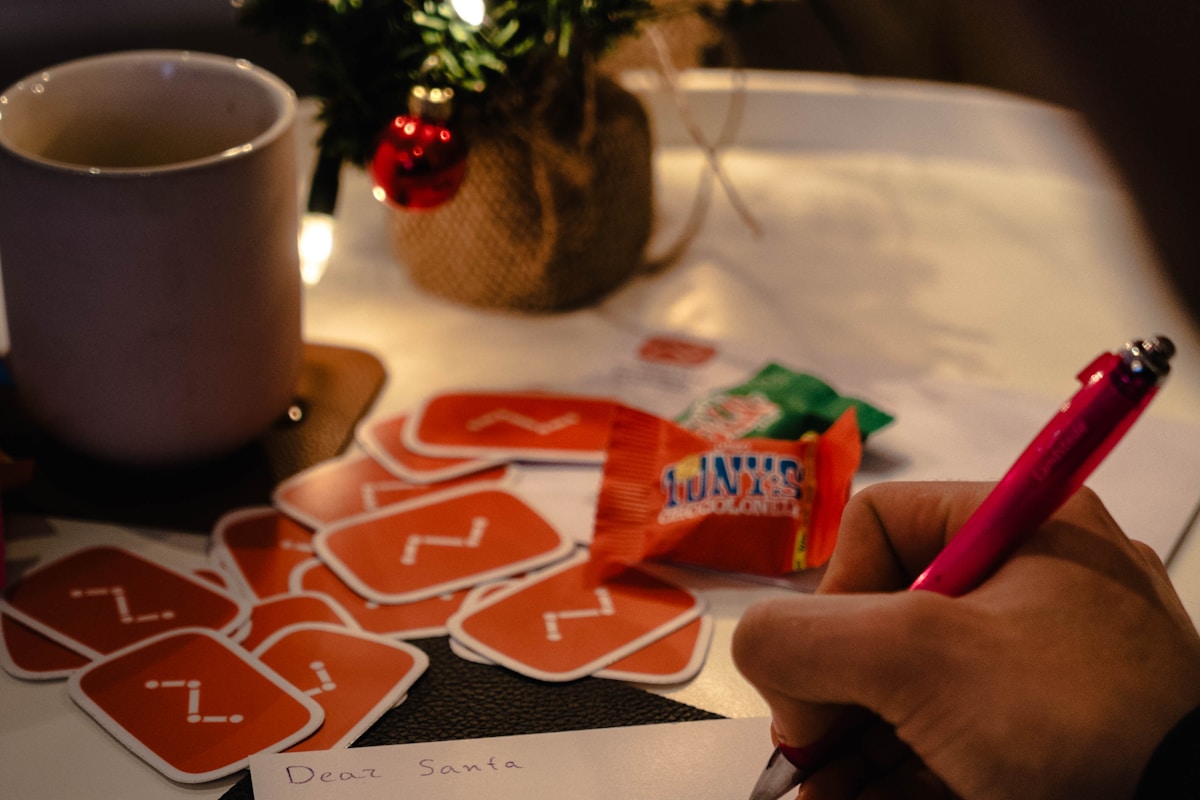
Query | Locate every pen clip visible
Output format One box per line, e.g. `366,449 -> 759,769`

1075,353 -> 1114,384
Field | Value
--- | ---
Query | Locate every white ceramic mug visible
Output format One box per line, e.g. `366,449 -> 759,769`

0,50 -> 303,465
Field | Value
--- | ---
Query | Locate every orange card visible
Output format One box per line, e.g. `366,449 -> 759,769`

598,614 -> 713,684
358,414 -> 510,483
253,624 -> 428,751
0,612 -> 91,680
448,553 -> 704,682
404,391 -> 617,463
68,628 -> 323,783
446,584 -> 713,684
192,567 -> 230,590
446,581 -> 515,664
273,451 -> 509,528
212,508 -> 317,600
290,559 -> 468,638
314,486 -> 573,604
235,592 -> 359,651
0,546 -> 248,659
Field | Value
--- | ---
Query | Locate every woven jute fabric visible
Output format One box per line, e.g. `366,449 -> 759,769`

389,74 -> 653,312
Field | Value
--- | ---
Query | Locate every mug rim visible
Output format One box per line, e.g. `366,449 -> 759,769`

0,49 -> 297,176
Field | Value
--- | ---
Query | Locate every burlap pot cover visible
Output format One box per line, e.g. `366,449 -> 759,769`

389,76 -> 653,312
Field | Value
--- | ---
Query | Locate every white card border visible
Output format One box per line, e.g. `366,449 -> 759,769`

0,544 -> 250,661
313,485 -> 575,605
447,552 -> 706,682
211,506 -> 316,602
288,559 -> 469,640
358,413 -> 512,484
67,627 -> 324,784
0,610 -> 87,681
251,622 -> 429,751
402,390 -> 614,464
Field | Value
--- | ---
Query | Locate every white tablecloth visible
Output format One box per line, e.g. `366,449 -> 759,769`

3,69 -> 1199,799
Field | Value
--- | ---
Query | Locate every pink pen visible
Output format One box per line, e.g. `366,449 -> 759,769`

747,335 -> 1175,800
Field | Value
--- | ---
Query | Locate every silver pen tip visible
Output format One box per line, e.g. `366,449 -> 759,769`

747,747 -> 807,800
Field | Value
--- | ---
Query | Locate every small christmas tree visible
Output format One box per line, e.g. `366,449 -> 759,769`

239,0 -> 656,167
240,0 -> 700,310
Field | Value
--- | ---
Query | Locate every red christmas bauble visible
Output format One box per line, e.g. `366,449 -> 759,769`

370,114 -> 467,210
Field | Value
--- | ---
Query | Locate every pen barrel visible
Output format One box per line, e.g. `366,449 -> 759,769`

911,358 -> 1159,596
758,340 -> 1170,797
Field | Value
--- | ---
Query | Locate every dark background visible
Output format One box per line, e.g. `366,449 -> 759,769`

2,0 -> 1196,323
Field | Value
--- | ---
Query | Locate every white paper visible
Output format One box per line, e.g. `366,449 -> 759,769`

250,717 -> 773,800
858,375 -> 1200,561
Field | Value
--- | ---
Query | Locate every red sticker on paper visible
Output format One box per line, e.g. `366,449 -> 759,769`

0,612 -> 91,680
638,336 -> 718,367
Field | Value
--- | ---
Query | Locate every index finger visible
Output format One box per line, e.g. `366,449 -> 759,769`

818,481 -> 995,595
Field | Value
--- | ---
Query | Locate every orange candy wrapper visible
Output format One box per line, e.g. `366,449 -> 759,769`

591,405 -> 862,578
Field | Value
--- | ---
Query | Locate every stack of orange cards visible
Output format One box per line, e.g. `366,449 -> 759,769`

0,544 -> 428,782
277,390 -> 713,684
1,390 -> 713,782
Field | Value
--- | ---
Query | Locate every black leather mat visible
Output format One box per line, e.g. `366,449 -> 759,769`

219,636 -> 724,799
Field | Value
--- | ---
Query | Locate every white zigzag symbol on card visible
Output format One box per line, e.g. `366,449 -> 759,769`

465,408 -> 581,436
542,588 -> 615,642
69,585 -> 176,625
143,678 -> 244,724
401,516 -> 489,566
361,480 -> 418,510
303,660 -> 338,696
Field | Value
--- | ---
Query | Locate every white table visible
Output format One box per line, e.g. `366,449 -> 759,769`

4,69 -> 1199,799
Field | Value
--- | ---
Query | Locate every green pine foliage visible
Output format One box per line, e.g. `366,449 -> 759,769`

240,0 -> 655,165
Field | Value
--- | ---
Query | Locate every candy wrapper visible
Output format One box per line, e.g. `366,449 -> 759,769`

590,405 -> 862,578
677,363 -> 893,441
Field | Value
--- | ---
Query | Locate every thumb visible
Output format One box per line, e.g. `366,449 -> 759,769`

733,591 -> 952,748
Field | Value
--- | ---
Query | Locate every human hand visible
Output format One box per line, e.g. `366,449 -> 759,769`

732,481 -> 1200,800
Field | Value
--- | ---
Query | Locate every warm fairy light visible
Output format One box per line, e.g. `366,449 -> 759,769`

298,212 -> 335,286
450,0 -> 486,26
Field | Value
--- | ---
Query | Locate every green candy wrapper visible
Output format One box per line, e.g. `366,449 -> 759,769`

677,363 -> 893,441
